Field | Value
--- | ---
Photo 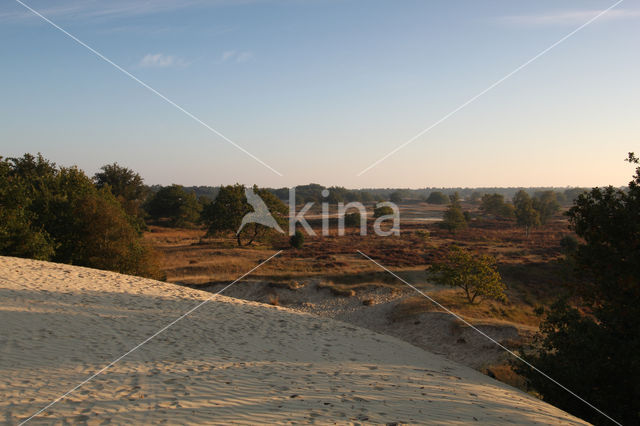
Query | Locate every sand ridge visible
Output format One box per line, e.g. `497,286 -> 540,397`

0,256 -> 587,424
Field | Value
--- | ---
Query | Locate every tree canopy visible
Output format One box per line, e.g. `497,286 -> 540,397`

0,154 -> 163,279
145,184 -> 202,228
202,184 -> 287,246
513,190 -> 540,236
429,246 -> 506,304
517,153 -> 640,425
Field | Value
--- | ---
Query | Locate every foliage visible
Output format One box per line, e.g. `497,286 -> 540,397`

0,154 -> 163,279
442,200 -> 467,233
93,162 -> 149,230
532,190 -> 560,224
480,193 -> 515,219
559,234 -> 579,255
289,230 -> 305,249
373,205 -> 394,218
513,190 -> 540,236
426,191 -> 449,204
389,191 -> 403,203
469,191 -> 483,204
145,184 -> 202,227
516,153 -> 640,425
429,246 -> 506,304
202,184 -> 287,246
344,212 -> 362,227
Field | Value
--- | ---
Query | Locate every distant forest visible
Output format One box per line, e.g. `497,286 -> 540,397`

151,184 -> 590,206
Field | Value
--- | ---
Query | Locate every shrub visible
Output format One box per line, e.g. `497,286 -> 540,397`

442,201 -> 467,233
373,205 -> 394,218
559,234 -> 579,254
344,212 -> 362,227
289,230 -> 304,249
426,191 -> 449,204
415,229 -> 430,240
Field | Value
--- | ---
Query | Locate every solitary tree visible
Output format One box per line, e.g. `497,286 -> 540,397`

202,184 -> 287,246
513,190 -> 540,236
532,190 -> 560,224
442,199 -> 467,233
429,246 -> 506,304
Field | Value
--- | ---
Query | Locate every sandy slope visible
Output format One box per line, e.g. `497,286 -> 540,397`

0,256 -> 586,425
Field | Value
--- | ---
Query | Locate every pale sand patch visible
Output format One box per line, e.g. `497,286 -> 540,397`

0,256 -> 586,425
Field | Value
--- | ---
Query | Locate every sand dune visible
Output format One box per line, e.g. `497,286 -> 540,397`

0,256 -> 586,425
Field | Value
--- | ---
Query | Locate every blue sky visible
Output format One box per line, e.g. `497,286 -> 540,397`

1,0 -> 638,188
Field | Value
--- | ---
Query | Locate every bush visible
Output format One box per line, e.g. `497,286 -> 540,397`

426,191 -> 449,204
373,205 -> 394,218
289,230 -> 304,249
344,212 -> 362,227
559,234 -> 579,254
415,229 -> 430,240
442,201 -> 467,233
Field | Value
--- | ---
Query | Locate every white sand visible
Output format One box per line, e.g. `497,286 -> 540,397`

0,256 -> 586,425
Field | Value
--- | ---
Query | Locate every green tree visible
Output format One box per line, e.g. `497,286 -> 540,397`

469,191 -> 483,204
93,163 -> 149,230
389,191 -> 403,203
480,193 -> 515,219
0,154 -> 163,279
513,190 -> 540,236
203,184 -> 287,246
532,190 -> 560,224
289,230 -> 304,249
145,184 -> 202,227
429,246 -> 506,304
426,191 -> 449,204
517,153 -> 640,425
344,212 -> 362,227
373,205 -> 394,218
442,199 -> 467,233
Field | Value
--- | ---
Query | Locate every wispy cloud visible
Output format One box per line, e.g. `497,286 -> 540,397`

499,8 -> 640,27
138,53 -> 188,68
220,50 -> 254,63
1,0 -> 264,22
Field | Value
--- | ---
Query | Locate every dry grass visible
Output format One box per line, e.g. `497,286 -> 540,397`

145,205 -> 573,325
